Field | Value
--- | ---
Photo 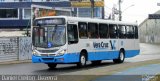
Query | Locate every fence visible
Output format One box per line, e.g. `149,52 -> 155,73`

0,37 -> 32,62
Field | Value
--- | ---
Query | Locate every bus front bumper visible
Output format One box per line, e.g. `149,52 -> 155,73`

32,53 -> 80,63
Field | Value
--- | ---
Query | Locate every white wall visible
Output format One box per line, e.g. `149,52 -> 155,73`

139,19 -> 160,43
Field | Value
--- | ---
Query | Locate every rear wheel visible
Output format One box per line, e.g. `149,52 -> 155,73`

77,52 -> 87,68
91,60 -> 102,65
113,50 -> 125,63
47,63 -> 57,69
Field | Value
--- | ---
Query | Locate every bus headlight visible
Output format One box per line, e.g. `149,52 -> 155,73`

32,51 -> 36,55
32,50 -> 40,56
56,50 -> 66,56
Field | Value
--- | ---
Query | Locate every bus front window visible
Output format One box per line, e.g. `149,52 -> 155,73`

32,25 -> 66,48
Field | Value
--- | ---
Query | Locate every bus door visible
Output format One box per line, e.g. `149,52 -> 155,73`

67,22 -> 80,62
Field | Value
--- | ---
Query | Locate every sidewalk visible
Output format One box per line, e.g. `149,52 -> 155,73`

140,43 -> 160,55
93,63 -> 160,81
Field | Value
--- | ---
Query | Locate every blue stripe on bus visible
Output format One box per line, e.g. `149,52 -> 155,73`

88,51 -> 119,61
32,50 -> 140,63
125,50 -> 140,58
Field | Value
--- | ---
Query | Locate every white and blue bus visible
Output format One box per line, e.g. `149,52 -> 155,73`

32,16 -> 140,68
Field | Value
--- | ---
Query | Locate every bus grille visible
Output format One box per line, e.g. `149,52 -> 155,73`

42,58 -> 54,61
40,54 -> 56,57
38,49 -> 58,53
41,54 -> 49,57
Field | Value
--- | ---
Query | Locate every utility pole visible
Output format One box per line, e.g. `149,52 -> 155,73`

90,0 -> 94,18
118,0 -> 122,21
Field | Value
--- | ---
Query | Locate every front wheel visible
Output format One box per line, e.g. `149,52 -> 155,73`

47,63 -> 57,69
77,53 -> 87,68
113,50 -> 125,63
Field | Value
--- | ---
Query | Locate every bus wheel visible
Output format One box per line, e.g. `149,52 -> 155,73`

91,60 -> 102,65
47,63 -> 57,69
77,52 -> 86,68
113,50 -> 125,63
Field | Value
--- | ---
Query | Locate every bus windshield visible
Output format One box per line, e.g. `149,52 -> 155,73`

32,25 -> 66,48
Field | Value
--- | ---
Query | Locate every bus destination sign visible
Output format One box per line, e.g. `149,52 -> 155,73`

34,18 -> 65,26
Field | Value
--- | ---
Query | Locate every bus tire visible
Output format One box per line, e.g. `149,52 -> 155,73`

77,52 -> 87,68
47,63 -> 57,69
91,60 -> 102,65
113,50 -> 125,63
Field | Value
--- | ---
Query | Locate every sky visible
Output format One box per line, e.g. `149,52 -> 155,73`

105,0 -> 160,24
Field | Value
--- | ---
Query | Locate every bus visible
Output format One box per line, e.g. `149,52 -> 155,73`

32,16 -> 140,68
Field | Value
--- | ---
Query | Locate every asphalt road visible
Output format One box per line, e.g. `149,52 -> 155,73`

0,43 -> 160,75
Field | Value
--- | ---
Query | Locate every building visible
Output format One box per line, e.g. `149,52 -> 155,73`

0,0 -> 71,29
139,10 -> 160,43
0,0 -> 104,29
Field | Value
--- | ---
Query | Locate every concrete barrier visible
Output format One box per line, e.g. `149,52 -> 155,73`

0,37 -> 32,62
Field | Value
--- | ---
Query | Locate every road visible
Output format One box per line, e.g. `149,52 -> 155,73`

0,43 -> 160,76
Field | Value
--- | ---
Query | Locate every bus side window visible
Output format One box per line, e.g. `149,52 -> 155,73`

119,25 -> 126,39
67,24 -> 78,44
126,25 -> 134,39
99,24 -> 108,38
78,22 -> 88,39
109,24 -> 118,38
88,23 -> 99,38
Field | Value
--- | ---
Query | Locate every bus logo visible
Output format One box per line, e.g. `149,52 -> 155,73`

93,42 -> 109,49
93,40 -> 116,50
110,40 -> 116,50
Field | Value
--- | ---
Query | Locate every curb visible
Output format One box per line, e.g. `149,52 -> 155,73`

0,60 -> 31,65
